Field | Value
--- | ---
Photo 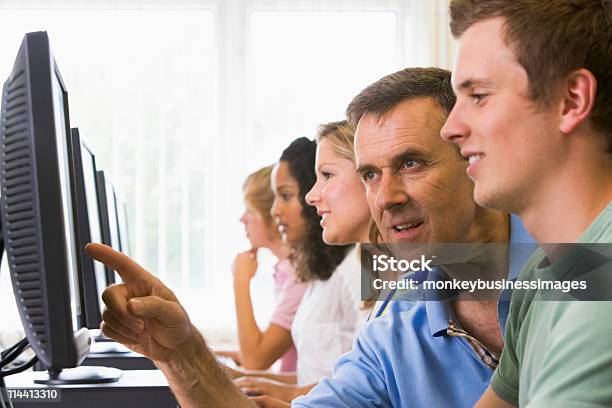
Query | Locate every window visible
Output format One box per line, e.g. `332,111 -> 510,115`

245,11 -> 398,167
0,0 -> 449,338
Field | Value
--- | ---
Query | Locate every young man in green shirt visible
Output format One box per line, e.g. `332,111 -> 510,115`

441,1 -> 612,407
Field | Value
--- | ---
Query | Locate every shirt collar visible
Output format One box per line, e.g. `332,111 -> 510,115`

426,295 -> 451,337
421,268 -> 452,337
422,216 -> 535,338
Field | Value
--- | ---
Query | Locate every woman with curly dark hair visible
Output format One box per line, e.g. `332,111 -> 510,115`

235,125 -> 378,403
228,135 -> 367,390
273,137 -> 351,282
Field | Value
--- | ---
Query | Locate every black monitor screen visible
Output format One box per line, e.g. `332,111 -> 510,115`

106,180 -> 121,252
51,67 -> 81,332
81,144 -> 107,299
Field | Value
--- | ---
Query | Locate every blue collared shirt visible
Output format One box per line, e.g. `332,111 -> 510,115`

292,216 -> 535,408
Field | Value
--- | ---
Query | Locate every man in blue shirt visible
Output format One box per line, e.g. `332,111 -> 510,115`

291,216 -> 532,407
87,67 -> 534,408
288,67 -> 535,408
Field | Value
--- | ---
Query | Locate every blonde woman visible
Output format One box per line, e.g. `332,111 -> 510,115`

221,166 -> 308,372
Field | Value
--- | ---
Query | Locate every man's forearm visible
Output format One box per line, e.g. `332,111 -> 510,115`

155,325 -> 256,408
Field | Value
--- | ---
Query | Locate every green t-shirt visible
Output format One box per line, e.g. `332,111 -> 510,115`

491,202 -> 612,407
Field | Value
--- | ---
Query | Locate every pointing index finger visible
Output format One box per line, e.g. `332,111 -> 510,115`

85,243 -> 155,284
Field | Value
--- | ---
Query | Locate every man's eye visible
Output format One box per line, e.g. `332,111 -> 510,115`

362,171 -> 376,182
402,159 -> 420,170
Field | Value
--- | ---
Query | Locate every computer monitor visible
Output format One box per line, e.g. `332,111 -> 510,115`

68,129 -> 129,353
115,190 -> 132,257
67,128 -> 106,329
95,170 -> 121,284
0,31 -> 120,384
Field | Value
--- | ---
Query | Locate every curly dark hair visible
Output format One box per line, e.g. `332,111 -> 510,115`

279,137 -> 352,281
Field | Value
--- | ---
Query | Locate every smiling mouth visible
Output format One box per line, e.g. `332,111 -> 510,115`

392,221 -> 424,233
468,154 -> 483,165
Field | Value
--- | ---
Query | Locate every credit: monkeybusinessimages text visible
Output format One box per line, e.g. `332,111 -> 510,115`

372,277 -> 588,293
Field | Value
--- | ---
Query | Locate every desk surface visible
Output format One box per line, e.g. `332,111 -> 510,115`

5,368 -> 168,388
4,369 -> 177,408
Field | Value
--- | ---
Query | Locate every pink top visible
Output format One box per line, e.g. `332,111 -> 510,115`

269,259 -> 308,372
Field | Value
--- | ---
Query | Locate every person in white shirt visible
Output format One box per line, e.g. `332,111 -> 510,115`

222,136 -> 353,385
236,121 -> 375,403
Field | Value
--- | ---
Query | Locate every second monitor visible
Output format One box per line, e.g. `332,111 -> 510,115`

95,170 -> 122,285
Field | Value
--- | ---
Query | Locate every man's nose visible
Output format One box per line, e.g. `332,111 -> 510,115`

375,172 -> 408,211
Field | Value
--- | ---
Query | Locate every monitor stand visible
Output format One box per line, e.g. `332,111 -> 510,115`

33,366 -> 122,385
89,341 -> 132,354
84,331 -> 156,371
89,328 -> 112,341
88,330 -> 132,354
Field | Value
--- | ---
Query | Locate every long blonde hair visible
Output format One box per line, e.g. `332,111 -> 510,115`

317,120 -> 380,242
317,120 -> 381,308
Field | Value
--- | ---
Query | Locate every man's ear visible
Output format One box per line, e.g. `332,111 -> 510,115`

559,68 -> 597,134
